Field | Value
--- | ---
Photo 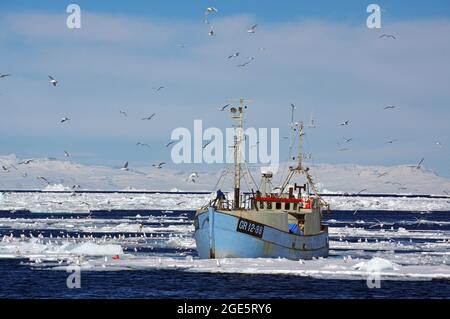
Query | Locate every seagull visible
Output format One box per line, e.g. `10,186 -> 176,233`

72,184 -> 81,189
227,52 -> 239,59
153,86 -> 165,92
341,137 -> 353,144
142,113 -> 156,120
64,151 -> 70,158
120,162 -> 129,171
237,61 -> 251,67
176,201 -> 186,206
1,165 -> 9,172
247,24 -> 258,34
380,34 -> 397,40
436,142 -> 443,148
60,117 -> 71,123
204,7 -> 218,23
152,162 -> 166,169
416,158 -> 425,169
203,140 -> 213,149
136,142 -> 150,148
339,120 -> 350,126
119,110 -> 127,117
0,74 -> 11,79
19,159 -> 33,165
377,172 -> 388,178
37,176 -> 50,184
385,139 -> 398,144
48,75 -> 58,86
384,105 -> 397,110
357,189 -> 368,195
208,27 -> 215,36
369,218 -> 394,229
166,141 -> 176,147
220,104 -> 230,111
186,172 -> 199,183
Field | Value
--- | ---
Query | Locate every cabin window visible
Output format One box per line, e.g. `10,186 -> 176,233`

259,201 -> 265,209
293,203 -> 298,210
276,202 -> 282,210
284,203 -> 290,210
267,202 -> 272,209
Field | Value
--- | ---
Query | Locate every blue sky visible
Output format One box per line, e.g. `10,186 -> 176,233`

0,0 -> 450,177
2,0 -> 450,22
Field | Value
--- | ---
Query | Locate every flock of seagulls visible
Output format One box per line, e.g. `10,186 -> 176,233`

1,7 -> 446,192
205,7 -> 259,67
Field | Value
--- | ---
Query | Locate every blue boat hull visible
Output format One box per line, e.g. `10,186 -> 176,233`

194,208 -> 329,260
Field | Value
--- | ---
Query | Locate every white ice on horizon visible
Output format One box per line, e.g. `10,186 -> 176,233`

0,192 -> 449,213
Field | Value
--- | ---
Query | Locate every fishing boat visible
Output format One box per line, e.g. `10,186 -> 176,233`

194,99 -> 330,260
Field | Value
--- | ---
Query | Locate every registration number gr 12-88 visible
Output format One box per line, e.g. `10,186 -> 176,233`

236,218 -> 265,238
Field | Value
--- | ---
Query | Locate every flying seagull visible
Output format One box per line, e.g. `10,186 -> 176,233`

341,137 -> 353,144
339,120 -> 350,126
1,165 -> 9,172
152,162 -> 166,169
48,75 -> 58,86
119,110 -> 127,117
208,27 -> 215,37
203,140 -> 213,149
385,139 -> 398,144
19,159 -> 33,165
227,52 -> 239,59
64,151 -> 70,158
237,61 -> 251,67
37,176 -> 50,184
416,158 -> 425,169
136,142 -> 150,148
384,105 -> 397,110
120,162 -> 129,171
166,141 -> 176,147
204,7 -> 218,23
247,24 -> 258,34
369,218 -> 394,229
60,117 -> 71,123
436,142 -> 443,148
377,172 -> 388,178
220,104 -> 230,111
153,86 -> 165,92
0,74 -> 10,79
380,34 -> 397,40
142,113 -> 156,120
186,172 -> 199,183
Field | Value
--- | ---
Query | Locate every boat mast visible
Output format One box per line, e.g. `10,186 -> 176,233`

231,98 -> 245,209
279,116 -> 305,194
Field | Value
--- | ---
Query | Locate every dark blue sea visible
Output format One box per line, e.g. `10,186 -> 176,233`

0,203 -> 449,299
